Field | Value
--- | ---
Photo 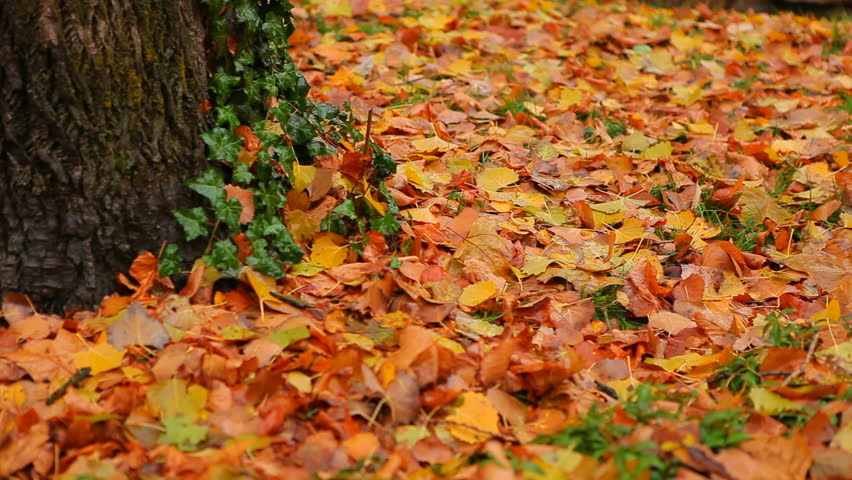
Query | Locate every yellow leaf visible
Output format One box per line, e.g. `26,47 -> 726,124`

0,384 -> 26,408
607,377 -> 641,400
418,13 -> 454,30
402,162 -> 435,191
811,299 -> 840,323
816,340 -> 852,375
642,141 -> 673,160
311,232 -> 349,268
402,208 -> 439,223
147,378 -> 208,420
317,0 -> 351,16
749,387 -> 806,415
558,88 -> 583,109
263,120 -> 284,135
447,155 -> 476,173
525,448 -> 584,478
478,167 -> 519,191
286,372 -> 313,394
666,210 -> 695,230
292,162 -> 316,192
737,188 -> 794,224
672,84 -> 703,105
648,50 -> 675,73
410,136 -> 456,153
289,262 -> 324,277
644,349 -> 727,373
243,267 -> 284,309
687,121 -> 716,135
446,58 -> 472,76
459,280 -> 497,307
831,420 -> 852,451
622,131 -> 650,152
456,313 -> 504,338
670,30 -> 702,51
645,353 -> 704,373
122,366 -> 151,383
363,185 -> 387,215
341,333 -> 376,351
446,392 -> 500,443
614,217 -> 646,244
521,255 -> 557,276
73,343 -> 124,375
590,198 -> 627,214
772,139 -> 804,154
733,120 -> 757,142
436,336 -> 465,354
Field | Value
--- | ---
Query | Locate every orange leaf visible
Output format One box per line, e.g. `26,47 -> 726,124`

224,185 -> 255,224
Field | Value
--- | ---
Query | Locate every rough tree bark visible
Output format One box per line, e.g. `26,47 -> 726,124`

0,1 -> 210,312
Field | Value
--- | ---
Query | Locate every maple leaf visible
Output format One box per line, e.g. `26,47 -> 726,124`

107,301 -> 170,350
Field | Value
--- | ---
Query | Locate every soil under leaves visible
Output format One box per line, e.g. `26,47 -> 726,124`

2,0 -> 852,478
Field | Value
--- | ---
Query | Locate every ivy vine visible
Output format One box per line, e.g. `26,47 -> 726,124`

161,0 -> 399,279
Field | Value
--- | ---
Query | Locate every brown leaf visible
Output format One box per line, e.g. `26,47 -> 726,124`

623,258 -> 663,317
480,336 -> 517,386
107,301 -> 170,350
386,370 -> 421,424
388,326 -> 435,370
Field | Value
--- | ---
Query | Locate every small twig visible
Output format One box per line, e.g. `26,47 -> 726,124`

269,291 -> 314,309
781,333 -> 820,387
46,367 -> 91,405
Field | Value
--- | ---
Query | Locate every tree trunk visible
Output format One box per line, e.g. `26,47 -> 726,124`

0,0 -> 210,312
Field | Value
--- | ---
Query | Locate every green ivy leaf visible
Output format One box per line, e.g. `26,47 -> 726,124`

204,239 -> 241,275
246,239 -> 284,278
269,104 -> 292,124
158,244 -> 182,277
158,416 -> 208,452
173,208 -> 209,241
233,163 -> 254,184
371,212 -> 401,236
333,199 -> 358,219
234,48 -> 254,73
210,72 -> 240,101
307,140 -> 336,157
201,128 -> 243,164
371,146 -> 396,179
216,105 -> 240,131
254,183 -> 287,219
312,102 -> 340,121
187,168 -> 226,206
380,181 -> 400,214
234,0 -> 262,31
216,198 -> 243,232
268,326 -> 310,349
285,115 -> 315,145
261,14 -> 290,46
275,232 -> 305,264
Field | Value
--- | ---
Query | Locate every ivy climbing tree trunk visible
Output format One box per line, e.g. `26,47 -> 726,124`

0,0 -> 210,311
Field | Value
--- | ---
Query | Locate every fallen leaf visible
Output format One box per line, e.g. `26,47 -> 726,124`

446,392 -> 500,443
107,301 -> 170,350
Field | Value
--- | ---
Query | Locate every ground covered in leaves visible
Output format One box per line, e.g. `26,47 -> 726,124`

2,0 -> 852,478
